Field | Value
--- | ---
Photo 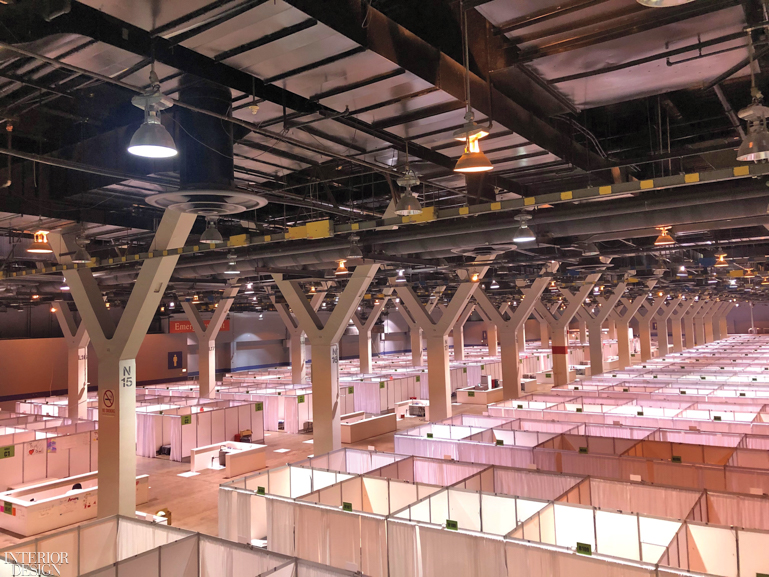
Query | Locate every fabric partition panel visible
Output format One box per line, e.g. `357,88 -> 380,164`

588,478 -> 700,519
116,518 -> 188,561
737,529 -> 769,577
36,526 -> 80,577
386,521 -> 419,576
199,535 -> 286,577
181,415 -> 196,459
79,518 -> 119,574
706,492 -> 769,530
159,535 -> 198,577
360,516 -> 387,577
197,411 -> 212,448
448,489 -> 481,532
595,510 -> 640,560
211,409 -> 225,444
117,548 -> 159,577
685,524 -> 737,576
419,525 -> 508,577
493,469 -> 582,501
267,499 -> 296,556
170,418 -> 183,462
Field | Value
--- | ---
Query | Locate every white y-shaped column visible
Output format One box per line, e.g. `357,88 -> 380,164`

181,281 -> 240,398
655,297 -> 682,358
351,288 -> 392,374
570,283 -> 626,375
534,274 -> 600,387
477,302 -> 507,357
635,295 -> 667,362
702,301 -> 723,343
273,266 -> 379,453
270,284 -> 328,383
694,300 -> 716,346
683,300 -> 705,348
396,280 -> 482,420
713,303 -> 736,340
578,321 -> 588,345
398,286 -> 443,366
670,299 -> 694,353
606,318 -> 617,340
452,303 -> 475,361
54,301 -> 90,420
610,294 -> 649,368
52,210 -> 195,517
474,276 -> 550,398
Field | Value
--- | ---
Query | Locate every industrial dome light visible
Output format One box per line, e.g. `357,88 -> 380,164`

452,110 -> 490,142
454,133 -> 493,173
637,0 -> 695,6
70,236 -> 91,264
27,229 -> 53,254
224,252 -> 240,275
200,219 -> 224,244
512,214 -> 536,243
128,69 -> 177,159
395,170 -> 423,216
346,235 -> 363,260
335,260 -> 349,276
715,251 -> 728,268
737,101 -> 769,162
654,226 -> 675,246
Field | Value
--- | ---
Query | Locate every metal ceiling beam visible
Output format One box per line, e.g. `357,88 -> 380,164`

21,2 -> 525,196
494,0 -> 612,35
281,0 -> 616,183
214,18 -> 318,62
371,100 -> 466,129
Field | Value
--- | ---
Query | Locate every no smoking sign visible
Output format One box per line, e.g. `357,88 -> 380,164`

101,389 -> 116,417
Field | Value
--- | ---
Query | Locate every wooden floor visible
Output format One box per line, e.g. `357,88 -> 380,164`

0,402 -> 486,547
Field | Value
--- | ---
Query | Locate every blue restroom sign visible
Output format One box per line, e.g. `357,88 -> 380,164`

168,351 -> 183,370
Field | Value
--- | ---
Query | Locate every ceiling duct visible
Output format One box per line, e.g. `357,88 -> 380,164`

146,76 -> 266,216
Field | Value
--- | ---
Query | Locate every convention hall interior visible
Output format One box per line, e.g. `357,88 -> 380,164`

2,0 -> 769,575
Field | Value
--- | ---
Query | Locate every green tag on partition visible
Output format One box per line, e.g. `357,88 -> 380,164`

468,391 -> 475,397
427,433 -> 433,439
752,378 -> 757,382
0,446 -> 14,459
416,376 -> 420,382
700,376 -> 706,380
463,368 -> 467,374
672,455 -> 682,463
257,486 -> 266,495
576,408 -> 583,413
714,415 -> 722,421
3,502 -> 11,515
720,367 -> 724,370
546,373 -> 552,378
181,415 -> 192,426
653,375 -> 658,379
380,382 -> 385,389
446,520 -> 458,531
496,439 -> 504,446
348,387 -> 354,394
643,365 -> 646,368
342,502 -> 353,512
481,364 -> 485,370
576,543 -> 592,556
255,402 -> 263,411
298,395 -> 305,403
740,392 -> 746,396
578,447 -> 588,454
680,390 -> 687,395
574,386 -> 579,390
623,388 -> 629,393
517,404 -> 523,409
612,374 -> 617,378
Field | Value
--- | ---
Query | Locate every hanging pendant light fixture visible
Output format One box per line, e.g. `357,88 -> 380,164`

70,240 -> 91,264
714,251 -> 728,268
654,226 -> 675,246
395,162 -> 423,216
396,269 -> 406,282
490,279 -> 500,289
346,234 -> 363,260
636,0 -> 695,6
737,33 -> 769,161
335,260 -> 349,276
454,1 -> 493,174
27,218 -> 53,254
512,214 -> 536,243
128,66 -> 177,159
224,252 -> 240,275
200,218 -> 224,244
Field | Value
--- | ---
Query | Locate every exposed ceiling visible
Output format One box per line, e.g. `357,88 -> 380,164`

0,0 -> 768,315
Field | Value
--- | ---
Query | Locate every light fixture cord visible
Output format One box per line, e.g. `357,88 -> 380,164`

462,0 -> 471,112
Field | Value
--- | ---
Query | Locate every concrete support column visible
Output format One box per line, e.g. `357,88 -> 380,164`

52,210 -> 196,517
475,277 -> 551,398
534,274 -> 600,387
713,303 -> 736,340
181,281 -> 240,398
399,286 -> 442,366
654,298 -> 682,359
578,321 -> 588,345
702,301 -> 722,343
610,295 -> 649,369
274,265 -> 379,453
54,302 -> 90,421
351,289 -> 392,374
271,285 -> 328,383
486,322 -> 499,357
570,283 -> 625,376
635,296 -> 666,362
533,312 -> 550,347
684,301 -> 705,349
452,303 -> 475,361
517,324 -> 526,352
670,300 -> 694,353
607,319 -> 616,340
396,281 -> 482,420
694,301 -> 715,346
